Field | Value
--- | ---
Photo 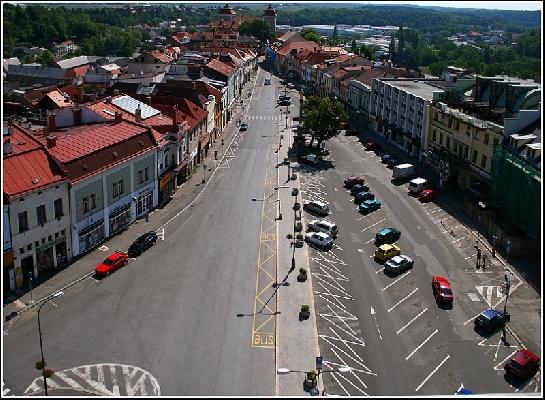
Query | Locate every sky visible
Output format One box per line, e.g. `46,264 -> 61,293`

362,1 -> 542,11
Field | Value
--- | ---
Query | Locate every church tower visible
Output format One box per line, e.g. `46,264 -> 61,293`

262,4 -> 277,32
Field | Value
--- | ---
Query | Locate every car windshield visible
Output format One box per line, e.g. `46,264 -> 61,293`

441,287 -> 453,295
103,258 -> 114,266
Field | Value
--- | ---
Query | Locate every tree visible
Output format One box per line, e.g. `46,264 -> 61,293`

351,39 -> 357,53
300,28 -> 321,44
389,34 -> 396,57
35,50 -> 56,67
238,19 -> 275,43
303,96 -> 348,149
398,26 -> 405,53
359,44 -> 378,61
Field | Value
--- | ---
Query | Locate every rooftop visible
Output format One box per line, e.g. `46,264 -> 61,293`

385,79 -> 443,101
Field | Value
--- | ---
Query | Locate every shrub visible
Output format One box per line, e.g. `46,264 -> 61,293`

296,233 -> 303,240
299,267 -> 307,275
287,233 -> 293,239
300,304 -> 310,313
43,368 -> 54,378
35,360 -> 46,370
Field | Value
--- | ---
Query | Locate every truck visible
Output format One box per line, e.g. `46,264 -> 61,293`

392,163 -> 416,182
408,178 -> 428,195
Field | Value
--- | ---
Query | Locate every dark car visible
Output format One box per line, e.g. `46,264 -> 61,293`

240,122 -> 248,131
474,308 -> 509,335
350,184 -> 367,195
279,99 -> 291,106
344,176 -> 365,188
278,94 -> 290,101
387,158 -> 400,168
354,191 -> 374,204
504,349 -> 540,381
359,199 -> 382,214
375,227 -> 401,245
364,140 -> 380,151
128,231 -> 158,257
380,154 -> 391,163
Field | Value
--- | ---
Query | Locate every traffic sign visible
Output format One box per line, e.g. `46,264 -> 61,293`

316,356 -> 323,370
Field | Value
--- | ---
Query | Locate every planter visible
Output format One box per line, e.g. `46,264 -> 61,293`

291,188 -> 299,196
291,173 -> 297,181
295,239 -> 304,248
297,268 -> 307,282
294,221 -> 303,232
293,202 -> 301,211
299,304 -> 310,320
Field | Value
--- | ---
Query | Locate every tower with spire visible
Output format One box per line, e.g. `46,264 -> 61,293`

262,4 -> 277,32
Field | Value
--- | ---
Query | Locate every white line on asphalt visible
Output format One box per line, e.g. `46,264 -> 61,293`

451,236 -> 467,244
361,219 -> 386,232
425,207 -> 441,214
463,311 -> 481,325
397,307 -> 429,335
433,216 -> 453,224
357,248 -> 364,253
375,266 -> 384,274
441,225 -> 463,234
493,349 -> 519,371
415,354 -> 450,392
464,253 -> 477,260
382,270 -> 412,291
388,288 -> 419,313
364,238 -> 374,244
406,329 -> 439,361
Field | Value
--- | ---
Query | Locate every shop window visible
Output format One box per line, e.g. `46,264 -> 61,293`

18,211 -> 29,233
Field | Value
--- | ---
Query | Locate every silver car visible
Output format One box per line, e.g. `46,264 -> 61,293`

308,219 -> 338,237
304,232 -> 334,250
384,255 -> 413,275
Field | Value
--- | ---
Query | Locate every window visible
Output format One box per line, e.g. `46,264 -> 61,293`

118,180 -> 124,195
61,229 -> 66,237
466,127 -> 471,136
164,154 -> 168,167
472,150 -> 478,163
27,243 -> 32,251
446,136 -> 450,150
90,194 -> 97,209
113,182 -> 118,198
83,196 -> 89,213
432,130 -> 437,141
37,205 -> 47,225
484,133 -> 489,145
481,154 -> 487,169
439,133 -> 443,146
475,131 -> 480,140
138,170 -> 144,184
493,138 -> 499,147
463,146 -> 469,160
144,167 -> 149,181
54,198 -> 63,219
18,212 -> 28,233
20,247 -> 25,255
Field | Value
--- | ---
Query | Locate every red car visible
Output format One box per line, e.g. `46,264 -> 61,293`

431,275 -> 454,304
419,189 -> 438,202
364,140 -> 380,151
504,349 -> 540,380
344,176 -> 365,188
95,250 -> 129,277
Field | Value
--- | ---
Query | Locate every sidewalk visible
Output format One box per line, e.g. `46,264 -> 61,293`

3,77 -> 257,322
276,119 -> 322,395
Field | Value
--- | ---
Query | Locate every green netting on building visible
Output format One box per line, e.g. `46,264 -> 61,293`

490,145 -> 541,239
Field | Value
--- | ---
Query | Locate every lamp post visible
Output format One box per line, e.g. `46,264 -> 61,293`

202,164 -> 207,184
221,139 -> 224,157
37,290 -> 64,396
29,271 -> 34,304
277,366 -> 352,396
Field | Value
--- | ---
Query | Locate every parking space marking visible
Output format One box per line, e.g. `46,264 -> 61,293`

364,238 -> 374,244
387,288 -> 419,313
464,253 -> 477,260
427,209 -> 443,214
451,236 -> 467,244
463,311 -> 481,325
397,307 -> 428,335
433,215 -> 453,224
415,354 -> 450,392
361,219 -> 386,232
425,207 -> 441,214
493,349 -> 519,371
375,266 -> 384,274
98,245 -> 109,251
406,329 -> 439,361
381,270 -> 412,291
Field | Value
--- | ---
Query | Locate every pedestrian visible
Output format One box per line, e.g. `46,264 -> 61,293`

482,254 -> 487,270
476,248 -> 482,269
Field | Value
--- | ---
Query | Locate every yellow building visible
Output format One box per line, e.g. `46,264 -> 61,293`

426,102 -> 503,197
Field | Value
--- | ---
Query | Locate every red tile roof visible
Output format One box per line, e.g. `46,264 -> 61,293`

150,50 -> 173,64
206,58 -> 234,77
46,89 -> 75,108
277,40 -> 321,56
3,123 -> 43,154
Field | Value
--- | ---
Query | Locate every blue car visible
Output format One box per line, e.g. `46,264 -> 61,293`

381,154 -> 391,163
359,199 -> 382,214
350,184 -> 368,195
474,308 -> 509,335
354,191 -> 375,204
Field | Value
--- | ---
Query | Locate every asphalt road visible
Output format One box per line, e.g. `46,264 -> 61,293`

298,132 -> 541,395
2,69 -> 286,396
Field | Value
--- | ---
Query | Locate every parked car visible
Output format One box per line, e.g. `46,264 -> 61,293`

305,231 -> 334,250
419,189 -> 438,202
278,94 -> 290,101
364,140 -> 380,151
431,275 -> 454,304
344,176 -> 365,188
374,244 -> 401,262
287,82 -> 296,89
95,250 -> 128,277
387,158 -> 400,168
392,163 -> 417,182
279,99 -> 291,106
375,227 -> 401,245
303,200 -> 330,216
384,255 -> 413,275
350,183 -> 367,195
504,349 -> 540,381
128,231 -> 158,257
408,178 -> 428,195
299,153 -> 317,164
359,199 -> 382,214
264,78 -> 271,85
308,219 -> 338,237
293,116 -> 300,121
354,191 -> 374,204
240,122 -> 248,131
380,154 -> 391,163
474,308 -> 509,335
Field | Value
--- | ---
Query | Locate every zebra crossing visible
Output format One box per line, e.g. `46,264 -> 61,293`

246,115 -> 285,121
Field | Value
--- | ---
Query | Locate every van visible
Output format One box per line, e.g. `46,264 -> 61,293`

392,164 -> 416,181
408,178 -> 428,195
303,200 -> 330,216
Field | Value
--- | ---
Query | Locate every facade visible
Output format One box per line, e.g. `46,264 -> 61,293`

52,41 -> 78,57
127,51 -> 173,75
263,5 -> 277,32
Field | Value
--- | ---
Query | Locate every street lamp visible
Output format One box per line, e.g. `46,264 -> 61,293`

37,290 -> 64,396
502,270 -> 514,342
29,271 -> 34,304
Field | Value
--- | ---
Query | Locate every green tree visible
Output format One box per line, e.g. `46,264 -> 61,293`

303,96 -> 348,149
300,28 -> 321,44
359,44 -> 378,60
35,50 -> 56,67
389,34 -> 396,57
238,19 -> 275,43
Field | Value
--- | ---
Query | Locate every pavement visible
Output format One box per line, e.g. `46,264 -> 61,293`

2,78 -> 256,323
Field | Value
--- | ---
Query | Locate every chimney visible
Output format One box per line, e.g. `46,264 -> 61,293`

46,135 -> 57,148
135,105 -> 142,123
114,111 -> 123,124
3,138 -> 13,155
113,89 -> 120,96
72,108 -> 82,126
47,113 -> 57,131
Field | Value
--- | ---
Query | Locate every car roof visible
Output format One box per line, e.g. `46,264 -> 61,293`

390,256 -> 404,263
433,275 -> 450,285
310,200 -> 327,207
480,308 -> 501,319
379,227 -> 398,235
314,231 -> 330,238
379,244 -> 395,250
410,178 -> 428,184
511,349 -> 540,365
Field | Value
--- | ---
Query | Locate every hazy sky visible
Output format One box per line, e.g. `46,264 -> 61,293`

364,1 -> 542,11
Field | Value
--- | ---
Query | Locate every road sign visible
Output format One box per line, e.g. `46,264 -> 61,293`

316,356 -> 323,370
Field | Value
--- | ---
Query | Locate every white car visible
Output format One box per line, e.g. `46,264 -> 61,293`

304,232 -> 334,250
308,219 -> 338,237
384,255 -> 413,275
303,200 -> 329,216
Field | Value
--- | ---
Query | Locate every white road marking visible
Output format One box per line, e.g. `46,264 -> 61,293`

494,349 -> 519,371
98,245 -> 109,251
397,307 -> 429,335
364,238 -> 374,244
361,219 -> 386,232
382,270 -> 412,291
370,306 -> 382,340
388,288 -> 419,313
464,253 -> 477,260
467,292 -> 480,302
406,329 -> 439,360
375,266 -> 384,274
357,248 -> 364,253
415,355 -> 450,392
476,285 -> 503,307
433,215 -> 453,223
451,236 -> 467,244
427,209 -> 443,214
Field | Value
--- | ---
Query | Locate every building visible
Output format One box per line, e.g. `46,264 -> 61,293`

263,4 -> 277,32
127,50 -> 173,75
52,40 -> 78,57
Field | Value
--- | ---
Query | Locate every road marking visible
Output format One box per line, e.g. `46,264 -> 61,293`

98,245 -> 109,252
476,285 -> 503,307
433,216 -> 453,224
370,306 -> 382,340
451,236 -> 467,244
467,292 -> 480,302
464,253 -> 477,260
361,219 -> 386,232
406,329 -> 439,360
388,288 -> 419,313
156,228 -> 165,240
415,355 -> 450,392
357,248 -> 364,253
382,270 -> 412,291
364,238 -> 374,244
397,307 -> 428,335
375,266 -> 384,274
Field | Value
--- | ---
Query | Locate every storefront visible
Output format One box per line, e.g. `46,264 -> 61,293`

36,235 -> 68,274
78,220 -> 105,254
135,189 -> 153,218
158,171 -> 176,205
175,157 -> 190,186
3,250 -> 15,292
109,202 -> 131,235
200,133 -> 211,160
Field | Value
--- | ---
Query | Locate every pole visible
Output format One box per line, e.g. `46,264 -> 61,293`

202,164 -> 207,183
29,272 -> 33,303
221,139 -> 224,157
37,304 -> 48,396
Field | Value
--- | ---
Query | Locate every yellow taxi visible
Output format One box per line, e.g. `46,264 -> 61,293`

374,244 -> 401,262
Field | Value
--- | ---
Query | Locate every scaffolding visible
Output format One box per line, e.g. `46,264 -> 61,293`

490,145 -> 541,239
